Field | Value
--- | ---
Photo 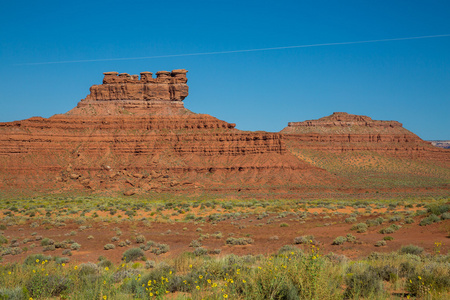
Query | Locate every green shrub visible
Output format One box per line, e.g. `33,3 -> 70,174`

351,223 -> 368,233
0,234 -> 8,245
279,223 -> 289,227
55,256 -> 70,264
374,240 -> 386,247
389,215 -> 402,222
97,259 -> 113,268
104,244 -> 115,250
442,212 -> 450,220
400,244 -> 424,255
379,224 -> 401,234
426,203 -> 449,216
23,254 -> 52,266
26,273 -> 71,298
123,247 -> 145,262
193,247 -> 208,256
332,236 -> 347,245
0,286 -> 29,299
419,214 -> 440,226
43,245 -> 56,252
383,236 -> 394,241
345,217 -> 357,223
405,217 -> 414,224
40,238 -> 54,246
345,267 -> 383,298
226,237 -> 254,245
189,239 -> 202,248
135,235 -> 146,244
293,235 -> 315,244
78,262 -> 99,276
407,265 -> 450,297
70,242 -> 81,250
151,244 -> 170,255
346,233 -> 356,243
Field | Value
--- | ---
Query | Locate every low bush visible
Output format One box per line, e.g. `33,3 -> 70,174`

123,247 -> 145,262
70,242 -> 81,250
351,223 -> 368,233
345,267 -> 383,298
345,217 -> 357,223
374,240 -> 386,247
346,233 -> 356,243
405,217 -> 414,224
40,238 -> 54,246
293,235 -> 315,245
226,237 -> 254,245
193,247 -> 208,256
419,214 -> 440,226
104,244 -> 115,250
135,234 -> 146,244
400,244 -> 424,255
332,236 -> 347,245
151,244 -> 170,255
23,253 -> 52,266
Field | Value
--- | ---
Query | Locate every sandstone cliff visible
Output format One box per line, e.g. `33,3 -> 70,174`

0,70 -> 332,195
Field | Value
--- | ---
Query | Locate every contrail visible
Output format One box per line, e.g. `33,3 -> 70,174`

16,34 -> 450,66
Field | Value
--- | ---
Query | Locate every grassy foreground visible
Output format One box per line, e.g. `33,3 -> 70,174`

0,244 -> 449,299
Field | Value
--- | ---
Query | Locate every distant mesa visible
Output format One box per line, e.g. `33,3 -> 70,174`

429,140 -> 450,149
283,112 -> 404,134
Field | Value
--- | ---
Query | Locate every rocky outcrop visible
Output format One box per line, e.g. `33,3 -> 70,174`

86,69 -> 188,102
68,70 -> 190,116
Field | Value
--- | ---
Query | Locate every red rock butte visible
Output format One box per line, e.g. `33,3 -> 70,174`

0,70 -> 330,195
0,70 -> 448,197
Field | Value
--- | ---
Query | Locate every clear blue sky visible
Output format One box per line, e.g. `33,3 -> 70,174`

1,0 -> 449,139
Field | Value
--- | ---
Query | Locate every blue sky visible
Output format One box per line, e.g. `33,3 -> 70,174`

1,0 -> 449,139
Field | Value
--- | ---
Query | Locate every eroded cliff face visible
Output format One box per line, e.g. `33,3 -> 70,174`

281,112 -> 449,162
0,70 -> 332,195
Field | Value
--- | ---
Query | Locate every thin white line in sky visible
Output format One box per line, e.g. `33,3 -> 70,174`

16,34 -> 450,66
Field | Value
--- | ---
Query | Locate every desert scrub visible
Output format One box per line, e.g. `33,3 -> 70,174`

374,240 -> 387,247
123,247 -> 145,262
404,217 -> 414,224
135,234 -> 146,243
104,243 -> 115,250
399,244 -> 424,255
226,237 -> 254,245
151,243 -> 170,255
344,265 -> 384,298
419,214 -> 440,226
193,247 -> 208,256
346,233 -> 356,243
351,223 -> 368,233
379,224 -> 401,234
293,235 -> 315,245
332,236 -> 347,245
345,217 -> 357,223
189,239 -> 202,248
70,242 -> 81,250
40,238 -> 54,246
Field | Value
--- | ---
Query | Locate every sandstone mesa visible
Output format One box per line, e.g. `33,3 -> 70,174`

0,70 -> 448,197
